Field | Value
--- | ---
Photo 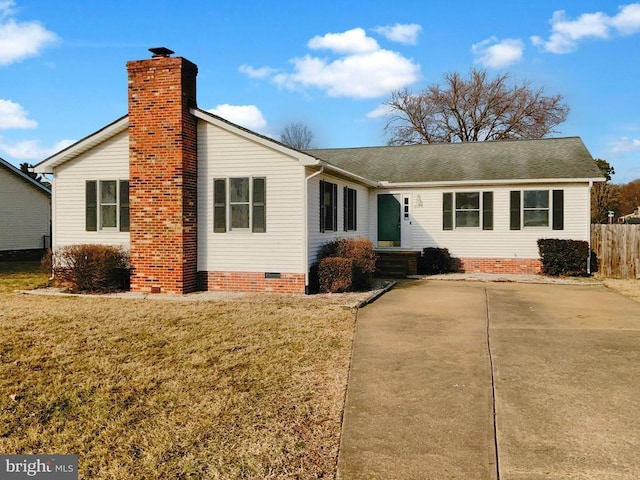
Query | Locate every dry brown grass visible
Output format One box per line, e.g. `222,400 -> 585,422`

0,267 -> 357,479
602,278 -> 640,303
0,261 -> 50,293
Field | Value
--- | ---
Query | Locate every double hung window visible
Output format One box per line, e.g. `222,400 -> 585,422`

443,192 -> 493,230
86,180 -> 129,232
213,177 -> 266,233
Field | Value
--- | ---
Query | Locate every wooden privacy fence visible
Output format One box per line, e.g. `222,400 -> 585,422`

591,224 -> 640,279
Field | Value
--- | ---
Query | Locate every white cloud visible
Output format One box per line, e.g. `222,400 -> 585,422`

0,99 -> 37,129
308,27 -> 379,54
610,3 -> 640,34
373,23 -> 422,45
0,137 -> 74,160
532,3 -> 640,54
274,49 -> 420,99
0,2 -> 58,66
208,104 -> 268,132
611,136 -> 640,153
472,37 -> 524,68
239,64 -> 276,79
366,103 -> 394,119
245,27 -> 420,99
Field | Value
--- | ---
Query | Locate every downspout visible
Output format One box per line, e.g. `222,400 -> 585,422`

303,166 -> 324,293
42,172 -> 55,281
587,180 -> 593,274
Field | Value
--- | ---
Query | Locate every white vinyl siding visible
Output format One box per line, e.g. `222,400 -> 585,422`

0,168 -> 50,251
307,173 -> 370,266
53,131 -> 130,248
197,120 -> 305,273
372,183 -> 590,259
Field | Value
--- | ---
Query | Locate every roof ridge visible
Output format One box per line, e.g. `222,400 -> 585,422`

308,136 -> 583,153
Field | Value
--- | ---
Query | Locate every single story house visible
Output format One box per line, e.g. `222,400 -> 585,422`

0,157 -> 51,260
35,49 -> 604,294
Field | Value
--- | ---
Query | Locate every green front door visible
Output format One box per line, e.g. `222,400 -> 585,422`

378,194 -> 401,247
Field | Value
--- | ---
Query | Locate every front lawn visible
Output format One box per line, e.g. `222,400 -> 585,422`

0,267 -> 357,479
0,261 -> 50,293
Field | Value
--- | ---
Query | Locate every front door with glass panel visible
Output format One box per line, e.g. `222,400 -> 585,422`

377,194 -> 401,247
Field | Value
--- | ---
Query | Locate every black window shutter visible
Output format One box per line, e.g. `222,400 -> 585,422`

319,180 -> 325,232
332,183 -> 338,231
86,181 -> 97,231
352,189 -> 357,231
443,193 -> 453,230
213,179 -> 227,233
119,180 -> 130,232
343,186 -> 348,231
252,178 -> 266,233
482,191 -> 493,230
552,189 -> 564,230
510,191 -> 521,230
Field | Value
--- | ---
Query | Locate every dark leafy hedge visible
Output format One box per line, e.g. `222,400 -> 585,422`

311,238 -> 377,293
537,238 -> 597,276
318,257 -> 353,293
417,247 -> 461,274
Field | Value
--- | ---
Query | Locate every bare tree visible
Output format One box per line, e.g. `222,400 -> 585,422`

591,159 -> 619,223
280,122 -> 314,150
384,69 -> 569,145
618,179 -> 640,216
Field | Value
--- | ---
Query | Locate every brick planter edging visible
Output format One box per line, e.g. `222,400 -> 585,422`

198,271 -> 306,293
458,257 -> 542,274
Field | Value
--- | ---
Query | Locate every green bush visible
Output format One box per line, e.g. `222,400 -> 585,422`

318,257 -> 353,293
315,238 -> 376,291
53,244 -> 130,293
537,239 -> 596,276
418,247 -> 460,274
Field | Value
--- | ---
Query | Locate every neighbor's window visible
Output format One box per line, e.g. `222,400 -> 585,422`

443,192 -> 493,230
344,186 -> 357,231
320,180 -> 338,232
213,177 -> 266,233
523,190 -> 549,227
86,180 -> 129,232
455,192 -> 480,227
510,190 -> 564,230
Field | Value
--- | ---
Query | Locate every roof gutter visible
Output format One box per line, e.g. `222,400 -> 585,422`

378,177 -> 606,188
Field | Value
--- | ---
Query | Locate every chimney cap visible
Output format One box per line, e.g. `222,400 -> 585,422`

149,47 -> 174,58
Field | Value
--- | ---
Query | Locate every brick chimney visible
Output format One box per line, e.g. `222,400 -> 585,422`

127,48 -> 198,294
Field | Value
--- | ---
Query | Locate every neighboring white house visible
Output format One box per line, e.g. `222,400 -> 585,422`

0,157 -> 51,260
35,50 -> 604,294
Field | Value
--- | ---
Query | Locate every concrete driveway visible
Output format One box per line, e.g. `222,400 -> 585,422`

337,280 -> 640,480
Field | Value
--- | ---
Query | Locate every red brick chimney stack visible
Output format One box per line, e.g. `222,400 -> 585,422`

127,48 -> 198,294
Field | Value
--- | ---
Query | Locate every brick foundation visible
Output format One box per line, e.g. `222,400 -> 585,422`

198,271 -> 306,293
458,257 -> 542,274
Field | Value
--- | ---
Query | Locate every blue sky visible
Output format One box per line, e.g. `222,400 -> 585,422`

1,0 -> 639,182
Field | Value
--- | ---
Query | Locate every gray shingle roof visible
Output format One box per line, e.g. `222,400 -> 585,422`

306,137 -> 603,183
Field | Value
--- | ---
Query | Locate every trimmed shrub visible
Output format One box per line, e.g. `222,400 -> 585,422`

53,244 -> 130,293
315,238 -> 377,291
418,247 -> 459,274
537,239 -> 595,276
318,257 -> 353,293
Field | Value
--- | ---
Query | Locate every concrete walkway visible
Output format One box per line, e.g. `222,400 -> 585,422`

337,280 -> 640,480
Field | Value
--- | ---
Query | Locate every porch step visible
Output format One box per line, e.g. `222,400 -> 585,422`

375,251 -> 420,278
